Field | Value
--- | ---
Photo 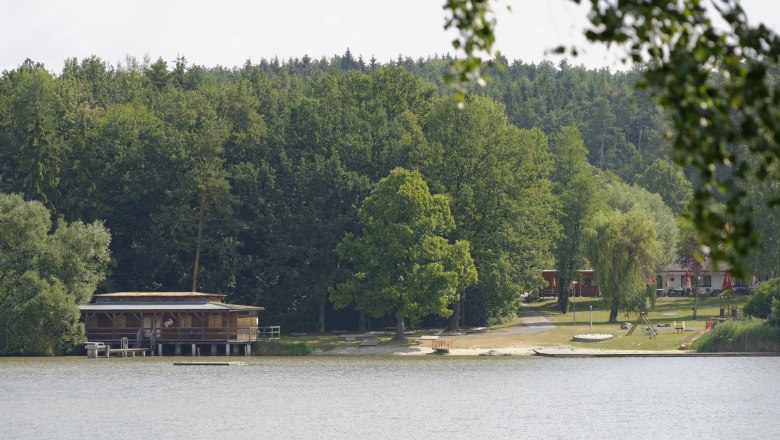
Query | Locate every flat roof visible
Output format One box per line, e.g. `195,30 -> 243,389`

94,292 -> 225,298
80,303 -> 264,312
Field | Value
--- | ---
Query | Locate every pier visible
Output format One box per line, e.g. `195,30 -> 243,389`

533,348 -> 780,357
86,339 -> 150,358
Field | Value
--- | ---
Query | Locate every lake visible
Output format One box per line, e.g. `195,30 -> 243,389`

0,356 -> 778,439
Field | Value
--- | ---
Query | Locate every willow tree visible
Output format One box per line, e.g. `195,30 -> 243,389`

586,209 -> 662,322
0,193 -> 111,355
330,168 -> 477,340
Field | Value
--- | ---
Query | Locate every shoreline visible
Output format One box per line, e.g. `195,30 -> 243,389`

310,345 -> 690,356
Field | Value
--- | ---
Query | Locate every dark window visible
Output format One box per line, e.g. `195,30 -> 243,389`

702,276 -> 712,287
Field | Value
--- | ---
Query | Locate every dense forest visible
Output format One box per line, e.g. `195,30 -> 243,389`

1,52 -> 779,336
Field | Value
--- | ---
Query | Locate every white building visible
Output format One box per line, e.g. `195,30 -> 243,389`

659,257 -> 749,295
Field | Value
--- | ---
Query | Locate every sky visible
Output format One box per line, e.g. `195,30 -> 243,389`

1,0 -> 779,73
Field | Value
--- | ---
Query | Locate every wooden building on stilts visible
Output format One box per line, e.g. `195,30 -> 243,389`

79,292 -> 265,356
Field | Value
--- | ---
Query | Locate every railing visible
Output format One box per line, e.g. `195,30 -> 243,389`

85,326 -> 266,342
258,326 -> 281,339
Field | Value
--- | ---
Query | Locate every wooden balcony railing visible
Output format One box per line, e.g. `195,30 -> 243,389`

85,326 -> 275,343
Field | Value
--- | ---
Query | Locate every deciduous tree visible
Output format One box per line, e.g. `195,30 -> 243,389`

330,168 -> 477,340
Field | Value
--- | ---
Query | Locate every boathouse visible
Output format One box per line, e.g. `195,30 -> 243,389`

79,292 -> 265,356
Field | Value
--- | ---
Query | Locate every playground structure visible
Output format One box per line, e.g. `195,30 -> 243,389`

626,312 -> 658,337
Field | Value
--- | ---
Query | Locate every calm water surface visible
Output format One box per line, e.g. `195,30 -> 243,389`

0,356 -> 778,439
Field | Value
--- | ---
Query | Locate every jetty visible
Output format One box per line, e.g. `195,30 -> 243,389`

534,349 -> 780,358
173,361 -> 247,366
86,340 -> 150,358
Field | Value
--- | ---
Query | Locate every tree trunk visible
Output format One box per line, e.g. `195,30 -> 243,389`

318,296 -> 326,333
448,296 -> 461,332
459,293 -> 466,328
558,288 -> 569,314
358,311 -> 366,332
608,305 -> 619,323
394,313 -> 406,341
191,196 -> 205,292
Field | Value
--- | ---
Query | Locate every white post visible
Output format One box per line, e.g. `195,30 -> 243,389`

571,281 -> 578,324
158,343 -> 163,356
589,305 -> 593,334
192,344 -> 196,356
226,343 -> 230,356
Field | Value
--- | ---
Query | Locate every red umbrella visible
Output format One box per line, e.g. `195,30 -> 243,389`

722,272 -> 733,290
684,270 -> 692,289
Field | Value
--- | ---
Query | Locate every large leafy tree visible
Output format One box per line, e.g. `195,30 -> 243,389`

420,96 -> 557,326
550,126 -> 602,314
585,209 -> 662,322
330,168 -> 477,340
0,193 -> 111,355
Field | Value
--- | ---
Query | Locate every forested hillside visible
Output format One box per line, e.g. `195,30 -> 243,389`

1,53 -> 776,332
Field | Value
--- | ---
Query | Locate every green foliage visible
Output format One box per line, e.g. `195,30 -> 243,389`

0,193 -> 110,355
768,298 -> 780,327
443,0 -> 780,275
550,126 -> 601,313
2,62 -> 63,208
692,319 -> 780,352
580,0 -> 780,272
603,178 -> 678,269
635,159 -> 693,214
331,168 -> 477,339
744,278 -> 780,319
420,96 -> 557,324
586,209 -> 662,322
443,0 -> 496,102
251,340 -> 313,356
5,51 -> 779,334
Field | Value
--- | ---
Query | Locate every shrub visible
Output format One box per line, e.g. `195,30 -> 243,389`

744,278 -> 780,319
692,319 -> 780,352
252,341 -> 312,356
768,298 -> 780,326
524,292 -> 541,303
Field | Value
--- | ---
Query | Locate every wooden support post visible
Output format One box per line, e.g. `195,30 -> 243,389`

211,343 -> 217,355
158,344 -> 163,356
192,344 -> 196,356
175,344 -> 181,355
226,343 -> 230,356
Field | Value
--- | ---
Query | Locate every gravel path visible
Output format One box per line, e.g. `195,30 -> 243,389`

492,306 -> 557,335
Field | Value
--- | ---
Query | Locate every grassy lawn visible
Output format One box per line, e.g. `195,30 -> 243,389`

521,296 -> 748,350
276,295 -> 750,352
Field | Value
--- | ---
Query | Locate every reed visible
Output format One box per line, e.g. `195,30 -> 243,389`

692,319 -> 780,352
